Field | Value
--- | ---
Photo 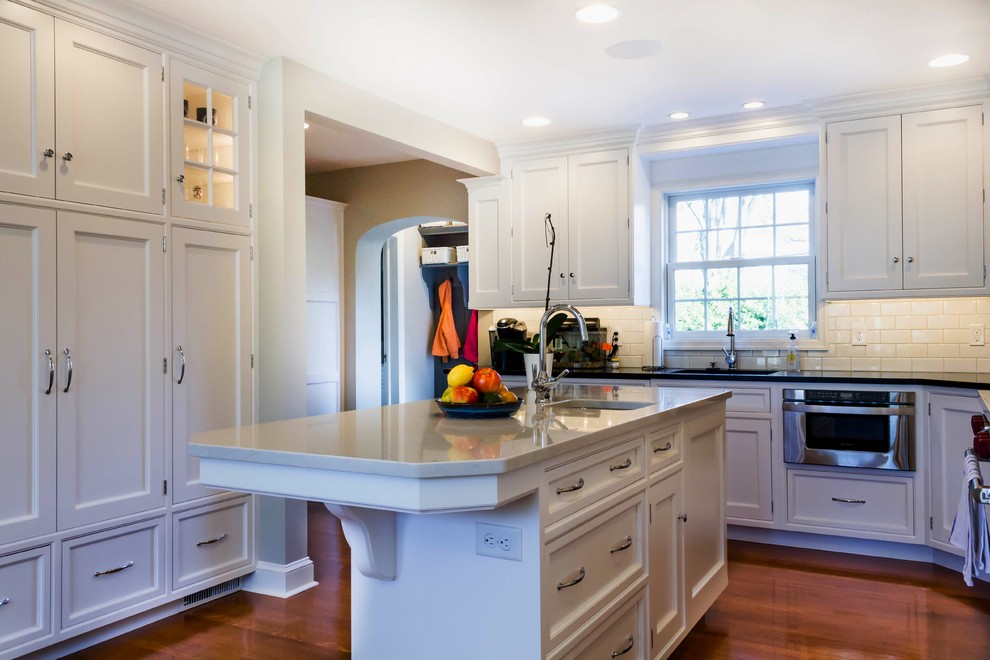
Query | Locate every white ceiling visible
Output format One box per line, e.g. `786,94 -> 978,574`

119,0 -> 990,171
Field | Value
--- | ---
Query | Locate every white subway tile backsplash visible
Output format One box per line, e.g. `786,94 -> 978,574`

945,299 -> 978,315
910,301 -> 943,315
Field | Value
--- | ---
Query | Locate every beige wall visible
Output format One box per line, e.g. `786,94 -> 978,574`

306,160 -> 471,409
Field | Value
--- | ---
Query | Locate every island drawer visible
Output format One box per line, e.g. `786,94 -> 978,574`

787,470 -> 914,537
173,496 -> 253,590
548,585 -> 647,660
725,387 -> 771,413
544,492 -> 646,647
544,437 -> 645,526
0,546 -> 51,654
648,424 -> 681,473
61,517 -> 165,629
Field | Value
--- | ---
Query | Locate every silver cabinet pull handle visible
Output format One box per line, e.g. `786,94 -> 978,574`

44,349 -> 54,395
556,566 -> 585,590
196,532 -> 227,547
555,477 -> 584,494
609,535 -> 633,554
609,457 -> 632,471
654,441 -> 673,453
43,148 -> 54,158
832,497 -> 866,504
62,152 -> 73,162
94,560 -> 133,577
63,348 -> 73,393
176,345 -> 186,384
611,635 -> 635,658
678,513 -> 688,522
176,174 -> 185,183
0,597 -> 9,607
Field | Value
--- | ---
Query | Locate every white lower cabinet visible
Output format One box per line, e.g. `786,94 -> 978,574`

550,586 -> 647,660
725,417 -> 773,524
172,497 -> 253,591
647,467 -> 684,659
0,546 -> 52,655
786,469 -> 915,539
928,391 -> 984,552
61,517 -> 166,631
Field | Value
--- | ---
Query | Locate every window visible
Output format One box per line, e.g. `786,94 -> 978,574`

666,181 -> 816,338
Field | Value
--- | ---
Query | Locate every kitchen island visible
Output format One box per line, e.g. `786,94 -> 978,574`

189,384 -> 730,659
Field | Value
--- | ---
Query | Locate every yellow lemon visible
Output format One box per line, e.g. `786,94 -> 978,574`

447,364 -> 475,388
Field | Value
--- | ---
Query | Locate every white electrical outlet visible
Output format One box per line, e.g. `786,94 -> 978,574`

852,328 -> 867,346
476,523 -> 522,561
970,324 -> 985,346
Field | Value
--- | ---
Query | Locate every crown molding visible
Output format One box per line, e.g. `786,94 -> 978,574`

496,126 -> 640,162
805,76 -> 990,119
26,0 -> 266,80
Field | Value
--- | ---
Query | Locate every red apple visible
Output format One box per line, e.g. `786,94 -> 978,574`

450,385 -> 479,404
472,367 -> 502,394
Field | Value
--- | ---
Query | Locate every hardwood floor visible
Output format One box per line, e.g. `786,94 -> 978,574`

65,502 -> 990,659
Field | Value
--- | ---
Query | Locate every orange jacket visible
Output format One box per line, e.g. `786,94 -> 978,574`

431,279 -> 460,361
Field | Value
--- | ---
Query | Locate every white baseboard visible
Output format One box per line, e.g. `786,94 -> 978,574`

243,557 -> 319,598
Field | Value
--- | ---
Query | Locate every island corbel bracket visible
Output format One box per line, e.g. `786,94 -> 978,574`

325,504 -> 397,580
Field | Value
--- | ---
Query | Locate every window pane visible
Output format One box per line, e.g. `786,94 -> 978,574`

740,193 -> 773,227
739,299 -> 771,330
739,227 -> 773,258
776,224 -> 809,256
775,264 -> 808,297
675,301 -> 705,331
674,269 -> 705,298
675,200 -> 706,231
675,231 -> 705,262
707,300 -> 732,331
709,229 -> 738,260
739,265 -> 772,297
707,197 -> 739,230
776,296 -> 809,330
707,268 -> 737,299
776,189 -> 810,223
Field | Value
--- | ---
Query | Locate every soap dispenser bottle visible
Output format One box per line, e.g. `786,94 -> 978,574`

786,333 -> 800,372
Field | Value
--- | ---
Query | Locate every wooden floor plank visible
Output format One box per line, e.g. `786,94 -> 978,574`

64,502 -> 990,659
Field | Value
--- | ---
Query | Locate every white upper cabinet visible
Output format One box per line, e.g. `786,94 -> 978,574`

54,20 -> 164,214
460,175 -> 512,309
0,1 -> 55,198
825,105 -> 985,296
510,149 -> 630,305
169,60 -> 252,227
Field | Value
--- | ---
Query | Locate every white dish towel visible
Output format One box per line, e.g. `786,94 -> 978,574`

949,452 -> 990,586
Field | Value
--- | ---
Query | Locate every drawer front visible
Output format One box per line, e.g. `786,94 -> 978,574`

62,517 -> 165,628
787,470 -> 914,536
648,424 -> 681,473
173,496 -> 253,590
552,587 -> 647,660
545,493 -> 645,646
0,546 -> 51,653
546,438 -> 645,526
725,387 -> 771,413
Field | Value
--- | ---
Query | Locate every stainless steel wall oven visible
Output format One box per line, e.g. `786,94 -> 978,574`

783,389 -> 915,470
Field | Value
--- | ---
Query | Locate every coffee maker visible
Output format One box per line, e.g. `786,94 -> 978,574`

489,318 -> 527,374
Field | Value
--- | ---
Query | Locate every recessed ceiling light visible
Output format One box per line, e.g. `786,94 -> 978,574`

742,100 -> 765,110
928,53 -> 969,67
669,112 -> 689,120
304,122 -> 310,129
575,4 -> 621,24
522,116 -> 551,127
606,40 -> 663,60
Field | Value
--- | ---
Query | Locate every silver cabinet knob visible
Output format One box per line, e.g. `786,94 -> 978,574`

176,174 -> 185,183
62,152 -> 73,162
892,256 -> 900,264
906,256 -> 914,263
569,272 -> 575,278
43,148 -> 55,158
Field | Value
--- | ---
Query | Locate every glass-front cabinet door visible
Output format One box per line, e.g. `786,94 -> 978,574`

169,60 -> 251,227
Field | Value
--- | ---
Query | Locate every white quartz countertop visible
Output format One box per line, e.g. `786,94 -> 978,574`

189,384 -> 730,480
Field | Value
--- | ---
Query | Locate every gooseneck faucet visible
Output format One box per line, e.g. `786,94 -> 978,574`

721,307 -> 737,370
532,304 -> 588,401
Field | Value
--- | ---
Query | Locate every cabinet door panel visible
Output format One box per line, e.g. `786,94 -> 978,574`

902,106 -> 984,290
54,21 -> 163,214
171,228 -> 253,503
566,149 -> 629,301
725,417 -> 773,523
825,115 -> 902,292
928,392 -> 984,552
511,156 -> 567,302
0,206 -> 56,545
0,2 -> 55,197
647,469 -> 684,658
56,213 -> 165,529
463,177 -> 511,308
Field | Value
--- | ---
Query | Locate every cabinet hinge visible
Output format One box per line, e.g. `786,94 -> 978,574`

249,203 -> 253,219
163,480 -> 168,496
650,627 -> 654,649
771,500 -> 774,513
251,353 -> 255,368
162,187 -> 166,205
248,95 -> 252,110
825,271 -> 829,287
928,401 -> 932,415
163,236 -> 167,253
824,131 -> 828,144
161,67 -> 164,83
930,516 -> 933,531
250,246 -> 254,261
163,357 -> 167,374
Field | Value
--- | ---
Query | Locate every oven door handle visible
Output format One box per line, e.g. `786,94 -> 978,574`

782,402 -> 914,416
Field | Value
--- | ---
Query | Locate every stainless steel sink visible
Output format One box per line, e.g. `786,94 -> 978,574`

669,368 -> 780,376
549,399 -> 653,410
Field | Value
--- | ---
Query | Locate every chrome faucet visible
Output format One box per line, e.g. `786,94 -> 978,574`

532,304 -> 588,401
721,307 -> 737,370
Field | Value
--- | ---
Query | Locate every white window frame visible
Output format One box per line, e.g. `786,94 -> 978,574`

659,174 -> 825,350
